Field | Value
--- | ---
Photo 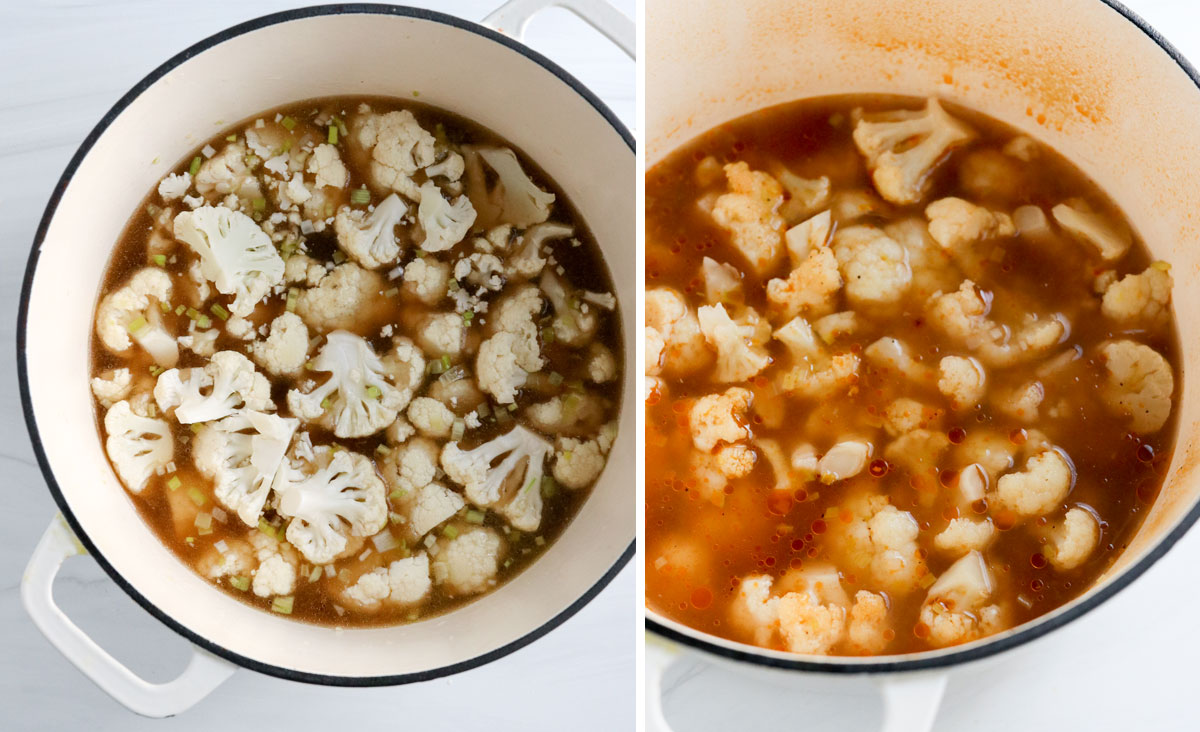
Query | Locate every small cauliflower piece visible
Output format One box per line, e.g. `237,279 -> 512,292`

715,443 -> 757,479
553,423 -> 617,489
993,449 -> 1074,518
464,146 -> 555,228
541,270 -> 600,347
343,553 -> 433,610
925,197 -> 1015,252
525,393 -> 608,437
174,206 -> 285,317
431,526 -> 505,596
766,230 -> 842,320
407,396 -> 455,438
179,329 -> 219,357
696,303 -> 771,382
919,550 -> 1001,647
295,262 -> 385,333
883,398 -> 943,437
352,110 -> 437,200
248,529 -> 298,599
248,312 -> 309,376
196,538 -> 255,580
832,225 -> 912,309
864,336 -> 937,386
104,400 -> 174,494
710,162 -> 785,275
701,256 -> 744,305
938,355 -> 986,410
847,591 -> 891,654
586,343 -> 617,383
441,425 -> 553,531
194,142 -> 262,200
852,98 -> 975,205
284,252 -> 327,287
884,428 -> 950,480
867,505 -> 924,592
286,331 -> 421,438
778,171 -> 832,224
95,268 -> 179,367
1045,507 -> 1100,570
934,518 -> 995,556
400,482 -> 465,540
784,209 -> 833,264
1052,201 -> 1131,262
645,287 -> 710,377
813,312 -> 857,344
817,440 -> 872,483
927,280 -> 1067,368
416,180 -> 476,252
688,387 -> 752,452
154,351 -> 271,424
401,257 -> 451,305
333,193 -> 407,269
993,380 -> 1044,422
476,286 -> 544,404
730,567 -> 851,655
307,143 -> 349,188
1099,340 -> 1174,433
381,436 -> 440,494
158,172 -> 192,201
193,411 -> 298,526
273,447 -> 389,565
1100,264 -> 1172,327
91,368 -> 133,409
506,221 -> 572,279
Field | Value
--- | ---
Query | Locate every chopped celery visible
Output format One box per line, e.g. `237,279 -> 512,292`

187,487 -> 207,506
152,254 -> 166,267
126,316 -> 147,335
441,354 -> 452,371
286,287 -> 299,312
226,134 -> 238,142
541,476 -> 559,498
166,475 -> 181,491
196,315 -> 211,329
365,385 -> 381,400
320,397 -> 331,410
185,536 -> 195,546
450,419 -> 465,441
271,596 -> 294,614
541,327 -> 555,343
229,576 -> 250,591
375,444 -> 391,456
327,125 -> 338,145
384,287 -> 399,298
175,304 -> 186,316
281,116 -> 297,131
462,310 -> 474,324
308,566 -> 322,583
442,525 -> 459,539
188,156 -> 202,176
210,303 -> 230,321
252,197 -> 267,212
185,307 -> 201,321
159,301 -> 172,313
549,371 -> 564,386
447,279 -> 460,292
258,519 -> 277,540
350,187 -> 371,205
149,365 -> 162,377
534,536 -> 545,547
389,489 -> 408,502
194,512 -> 212,530
332,250 -> 346,265
465,509 -> 485,524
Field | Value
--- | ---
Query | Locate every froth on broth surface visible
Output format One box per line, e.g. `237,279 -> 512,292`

645,95 -> 1179,655
91,96 -> 622,626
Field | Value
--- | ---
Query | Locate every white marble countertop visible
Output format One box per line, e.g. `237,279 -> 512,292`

0,0 -> 633,728
656,1 -> 1200,730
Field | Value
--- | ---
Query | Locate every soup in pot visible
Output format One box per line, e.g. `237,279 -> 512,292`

645,95 -> 1179,655
90,96 -> 622,626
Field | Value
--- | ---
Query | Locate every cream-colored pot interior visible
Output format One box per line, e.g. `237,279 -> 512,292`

647,0 -> 1200,664
23,9 -> 633,679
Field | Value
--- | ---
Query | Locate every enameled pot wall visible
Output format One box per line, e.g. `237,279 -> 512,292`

647,0 -> 1200,672
19,3 -> 634,698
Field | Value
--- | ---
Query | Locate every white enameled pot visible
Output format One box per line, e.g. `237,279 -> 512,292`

646,0 -> 1200,729
18,1 -> 633,717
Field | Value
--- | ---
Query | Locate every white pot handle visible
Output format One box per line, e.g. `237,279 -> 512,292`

21,515 -> 237,718
482,0 -> 635,59
646,635 -> 948,732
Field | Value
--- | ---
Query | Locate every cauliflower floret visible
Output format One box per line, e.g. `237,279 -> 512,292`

407,396 -> 455,438
1052,200 -> 1131,262
398,482 -> 465,540
919,550 -> 1000,647
95,268 -> 179,367
273,447 -> 388,564
817,440 -> 873,483
91,368 -> 132,409
284,252 -> 327,287
730,567 -> 850,655
955,432 -> 1017,479
431,526 -> 505,596
179,329 -> 219,357
352,110 -> 437,200
715,443 -> 757,478
414,312 -> 466,358
343,553 -> 432,610
688,387 -> 752,452
541,270 -> 600,347
938,355 -> 986,410
427,151 -> 465,182
586,343 -> 617,383
779,351 -> 860,400
710,162 -> 785,275
766,228 -> 842,320
463,146 -> 555,228
783,209 -> 833,265
866,505 -> 923,592
306,143 -> 349,188
552,423 -> 617,489
333,193 -> 407,269
158,172 -> 192,200
993,380 -> 1044,422
1045,507 -> 1100,570
1099,340 -> 1174,433
475,286 -> 544,404
702,256 -> 744,305
847,591 -> 891,654
925,197 -> 1015,253
288,332 -> 421,438
645,287 -> 710,377
401,257 -> 450,305
416,180 -> 476,252
696,303 -> 770,382
248,529 -> 298,599
506,221 -> 573,279
934,518 -> 995,556
193,411 -> 298,526
174,206 -> 285,317
884,429 -> 950,481
852,98 -> 975,205
295,262 -> 385,332
927,280 -> 1067,368
778,171 -> 832,225
248,312 -> 308,376
993,449 -> 1074,518
381,436 -> 439,494
154,351 -> 271,424
525,393 -> 608,437
864,336 -> 936,386
883,398 -> 943,436
195,538 -> 255,580
1101,264 -> 1172,327
832,225 -> 912,309
958,149 -> 1023,201
103,400 -> 173,493
194,142 -> 262,200
441,425 -> 552,531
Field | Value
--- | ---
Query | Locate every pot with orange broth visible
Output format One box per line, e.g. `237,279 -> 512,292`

645,95 -> 1180,655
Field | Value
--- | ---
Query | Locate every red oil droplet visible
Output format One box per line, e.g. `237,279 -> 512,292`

1030,578 -> 1044,592
840,508 -> 855,524
939,469 -> 958,488
789,557 -> 804,569
1030,553 -> 1047,569
767,491 -> 794,516
913,623 -> 930,639
883,628 -> 896,642
806,546 -> 819,558
948,427 -> 966,444
1137,444 -> 1155,463
811,519 -> 827,534
793,488 -> 809,502
791,539 -> 805,552
869,459 -> 889,477
971,498 -> 989,515
994,509 -> 1017,531
764,556 -> 776,567
691,587 -> 713,609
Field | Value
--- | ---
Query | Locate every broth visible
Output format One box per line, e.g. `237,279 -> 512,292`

645,95 -> 1180,655
90,96 -> 622,626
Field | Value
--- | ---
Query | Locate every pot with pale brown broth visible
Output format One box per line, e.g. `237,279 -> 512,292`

645,95 -> 1179,656
90,96 -> 622,626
